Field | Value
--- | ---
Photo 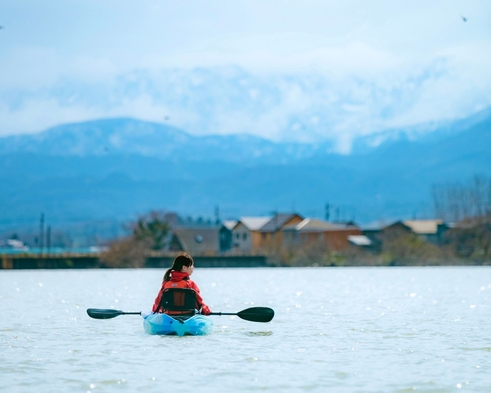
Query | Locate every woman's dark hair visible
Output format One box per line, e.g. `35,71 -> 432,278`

163,252 -> 194,281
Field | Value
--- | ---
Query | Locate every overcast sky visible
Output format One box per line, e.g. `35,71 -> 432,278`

1,0 -> 490,149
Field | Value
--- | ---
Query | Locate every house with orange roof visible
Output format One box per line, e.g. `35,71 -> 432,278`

258,213 -> 304,252
282,218 -> 362,251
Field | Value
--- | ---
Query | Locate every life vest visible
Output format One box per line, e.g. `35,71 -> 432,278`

157,279 -> 197,315
163,279 -> 189,290
151,271 -> 211,315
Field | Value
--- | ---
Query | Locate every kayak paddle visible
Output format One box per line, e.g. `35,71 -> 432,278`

87,308 -> 141,319
87,306 -> 274,323
209,307 -> 274,323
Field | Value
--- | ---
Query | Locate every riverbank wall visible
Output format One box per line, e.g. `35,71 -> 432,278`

0,254 -> 269,269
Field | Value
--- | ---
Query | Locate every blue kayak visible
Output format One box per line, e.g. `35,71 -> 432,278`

142,313 -> 213,336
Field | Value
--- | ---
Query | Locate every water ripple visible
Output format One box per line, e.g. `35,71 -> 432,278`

1,267 -> 490,392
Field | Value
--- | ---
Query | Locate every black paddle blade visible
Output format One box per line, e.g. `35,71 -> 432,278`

237,307 -> 275,323
86,308 -> 124,319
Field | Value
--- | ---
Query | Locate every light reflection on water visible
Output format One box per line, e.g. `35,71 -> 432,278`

0,267 -> 490,392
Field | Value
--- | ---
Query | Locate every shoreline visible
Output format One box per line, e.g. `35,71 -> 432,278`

1,254 -> 489,269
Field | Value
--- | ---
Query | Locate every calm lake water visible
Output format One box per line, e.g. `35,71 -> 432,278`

1,267 -> 490,393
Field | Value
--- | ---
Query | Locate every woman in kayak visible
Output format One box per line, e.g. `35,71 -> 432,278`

152,252 -> 211,315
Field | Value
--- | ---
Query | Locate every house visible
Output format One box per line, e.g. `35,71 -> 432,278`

444,214 -> 489,257
402,220 -> 449,244
282,218 -> 362,251
231,217 -> 271,254
219,220 -> 237,253
0,239 -> 29,252
258,213 -> 304,252
383,219 -> 449,245
361,220 -> 396,244
168,227 -> 220,255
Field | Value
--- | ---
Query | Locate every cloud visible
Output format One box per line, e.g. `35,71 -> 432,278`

153,35 -> 402,78
1,51 -> 490,153
0,98 -> 103,137
385,42 -> 491,128
1,0 -> 490,152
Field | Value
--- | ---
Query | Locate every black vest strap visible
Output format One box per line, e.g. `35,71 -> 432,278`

158,288 -> 197,314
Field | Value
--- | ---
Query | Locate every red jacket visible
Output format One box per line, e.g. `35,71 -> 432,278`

152,271 -> 211,315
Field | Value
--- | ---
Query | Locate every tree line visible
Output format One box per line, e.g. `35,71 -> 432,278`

100,175 -> 491,267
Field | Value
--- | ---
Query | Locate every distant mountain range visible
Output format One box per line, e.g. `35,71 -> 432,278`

1,107 -> 490,240
0,118 -> 331,164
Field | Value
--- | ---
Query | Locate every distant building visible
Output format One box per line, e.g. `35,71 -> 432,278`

168,227 -> 220,255
219,220 -> 237,253
259,213 -> 304,252
361,219 -> 449,251
0,239 -> 29,251
443,214 -> 489,257
282,218 -> 362,251
361,220 -> 396,244
231,217 -> 271,254
383,219 -> 449,245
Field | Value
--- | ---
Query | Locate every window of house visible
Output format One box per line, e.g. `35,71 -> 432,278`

243,233 -> 247,240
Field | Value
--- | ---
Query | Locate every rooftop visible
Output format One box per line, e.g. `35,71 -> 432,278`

236,217 -> 272,231
170,227 -> 219,253
222,220 -> 238,230
348,235 -> 372,246
402,220 -> 445,234
260,213 -> 303,232
283,218 -> 350,232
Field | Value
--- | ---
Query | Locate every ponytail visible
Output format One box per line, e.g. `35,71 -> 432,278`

163,252 -> 195,281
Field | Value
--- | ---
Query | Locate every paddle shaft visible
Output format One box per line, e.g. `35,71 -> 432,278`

209,312 -> 236,316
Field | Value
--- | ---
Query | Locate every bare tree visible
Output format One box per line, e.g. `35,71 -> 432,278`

129,210 -> 172,251
100,210 -> 174,268
432,175 -> 491,260
432,175 -> 491,222
99,237 -> 151,268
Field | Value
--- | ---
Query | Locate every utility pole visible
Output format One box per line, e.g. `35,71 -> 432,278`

214,205 -> 220,224
325,203 -> 330,221
269,210 -> 278,246
39,213 -> 45,255
46,226 -> 51,256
